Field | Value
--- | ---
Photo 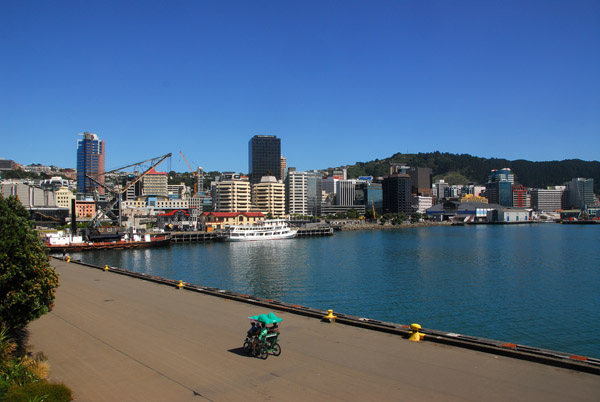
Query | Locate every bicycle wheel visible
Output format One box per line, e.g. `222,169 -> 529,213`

259,345 -> 268,360
271,342 -> 281,356
243,341 -> 252,354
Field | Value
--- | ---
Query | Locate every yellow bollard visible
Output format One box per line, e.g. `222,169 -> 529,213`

104,265 -> 110,271
323,309 -> 337,323
177,280 -> 185,290
66,256 -> 70,263
408,323 -> 425,342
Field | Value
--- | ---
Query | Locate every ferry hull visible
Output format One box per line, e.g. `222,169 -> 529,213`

46,236 -> 171,252
224,231 -> 297,242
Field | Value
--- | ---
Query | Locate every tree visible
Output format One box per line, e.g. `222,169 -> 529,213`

0,196 -> 59,338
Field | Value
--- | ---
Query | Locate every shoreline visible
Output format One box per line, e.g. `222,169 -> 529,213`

339,220 -> 451,231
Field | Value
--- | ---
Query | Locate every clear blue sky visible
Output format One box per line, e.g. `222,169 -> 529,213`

1,1 -> 599,174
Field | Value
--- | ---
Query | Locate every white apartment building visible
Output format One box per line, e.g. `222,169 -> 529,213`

412,195 -> 433,213
335,180 -> 357,206
253,176 -> 285,217
142,169 -> 168,197
213,179 -> 252,212
287,170 -> 308,215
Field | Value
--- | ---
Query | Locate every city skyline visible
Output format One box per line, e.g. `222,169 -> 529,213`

1,1 -> 599,173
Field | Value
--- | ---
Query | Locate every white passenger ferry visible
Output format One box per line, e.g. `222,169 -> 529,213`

224,219 -> 298,241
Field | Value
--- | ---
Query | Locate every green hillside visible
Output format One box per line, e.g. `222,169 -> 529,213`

341,152 -> 600,193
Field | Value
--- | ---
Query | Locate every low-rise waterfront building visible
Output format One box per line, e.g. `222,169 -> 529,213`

412,195 -> 433,213
201,211 -> 265,230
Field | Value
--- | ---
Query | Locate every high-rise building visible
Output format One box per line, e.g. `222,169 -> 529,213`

286,169 -> 322,216
213,177 -> 252,212
142,168 -> 168,198
382,174 -> 413,214
567,178 -> 594,209
486,168 -> 514,207
253,176 -> 285,217
248,135 -> 281,185
77,132 -> 105,195
408,167 -> 433,196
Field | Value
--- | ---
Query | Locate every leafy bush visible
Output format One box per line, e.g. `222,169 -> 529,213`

5,381 -> 72,402
0,195 -> 59,340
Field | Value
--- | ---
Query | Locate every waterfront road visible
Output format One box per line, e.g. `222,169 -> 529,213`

29,260 -> 599,401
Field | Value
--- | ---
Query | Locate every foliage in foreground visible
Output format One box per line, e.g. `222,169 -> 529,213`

0,326 -> 68,400
4,381 -> 72,402
0,195 -> 59,338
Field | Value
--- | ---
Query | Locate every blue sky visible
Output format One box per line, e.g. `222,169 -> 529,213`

1,1 -> 599,174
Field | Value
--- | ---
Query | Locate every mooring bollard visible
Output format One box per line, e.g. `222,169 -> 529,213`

177,280 -> 185,289
323,309 -> 337,323
408,323 -> 425,342
104,265 -> 110,271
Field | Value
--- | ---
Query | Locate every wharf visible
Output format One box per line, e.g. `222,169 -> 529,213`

295,226 -> 334,237
28,259 -> 600,402
169,231 -> 222,243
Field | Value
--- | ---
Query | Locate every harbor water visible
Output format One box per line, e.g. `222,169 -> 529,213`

71,224 -> 600,359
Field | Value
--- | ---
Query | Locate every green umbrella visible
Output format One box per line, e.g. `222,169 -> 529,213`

248,312 -> 283,324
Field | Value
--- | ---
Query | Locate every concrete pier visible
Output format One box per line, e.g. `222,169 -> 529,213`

29,260 -> 600,401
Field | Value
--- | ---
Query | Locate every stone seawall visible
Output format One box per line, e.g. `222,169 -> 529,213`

340,221 -> 451,231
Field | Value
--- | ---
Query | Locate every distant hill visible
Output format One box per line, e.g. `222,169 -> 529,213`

341,152 -> 600,193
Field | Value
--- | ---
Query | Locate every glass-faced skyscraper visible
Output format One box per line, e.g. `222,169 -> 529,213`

248,135 -> 281,184
77,132 -> 105,195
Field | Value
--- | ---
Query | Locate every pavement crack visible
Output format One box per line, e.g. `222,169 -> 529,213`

49,312 -> 214,401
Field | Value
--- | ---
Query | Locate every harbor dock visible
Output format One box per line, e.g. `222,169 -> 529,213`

28,259 -> 600,402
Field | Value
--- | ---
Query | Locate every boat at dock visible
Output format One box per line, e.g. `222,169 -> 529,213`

43,231 -> 171,252
224,219 -> 297,241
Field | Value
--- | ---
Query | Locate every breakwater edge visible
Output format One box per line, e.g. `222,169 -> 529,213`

70,224 -> 600,359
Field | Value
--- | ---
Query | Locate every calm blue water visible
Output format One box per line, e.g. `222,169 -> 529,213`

71,224 -> 600,358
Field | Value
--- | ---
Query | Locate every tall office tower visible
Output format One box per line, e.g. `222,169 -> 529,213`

248,135 -> 281,185
567,178 -> 594,209
335,180 -> 357,206
382,173 -> 413,214
408,167 -> 433,196
486,168 -> 514,207
286,169 -> 307,216
77,132 -> 105,195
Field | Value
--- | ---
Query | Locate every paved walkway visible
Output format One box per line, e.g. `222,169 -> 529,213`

29,260 -> 600,401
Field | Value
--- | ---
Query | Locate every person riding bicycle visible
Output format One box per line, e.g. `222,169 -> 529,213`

247,322 -> 259,338
251,323 -> 267,354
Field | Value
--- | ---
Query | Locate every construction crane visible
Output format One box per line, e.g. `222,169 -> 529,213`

179,151 -> 203,197
86,153 -> 172,229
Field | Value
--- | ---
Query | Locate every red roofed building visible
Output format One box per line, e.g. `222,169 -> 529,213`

201,211 -> 265,230
157,209 -> 193,231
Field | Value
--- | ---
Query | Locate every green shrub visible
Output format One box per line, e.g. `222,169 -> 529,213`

5,381 -> 72,402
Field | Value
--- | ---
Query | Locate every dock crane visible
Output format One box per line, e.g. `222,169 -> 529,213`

179,151 -> 203,197
86,153 -> 172,230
